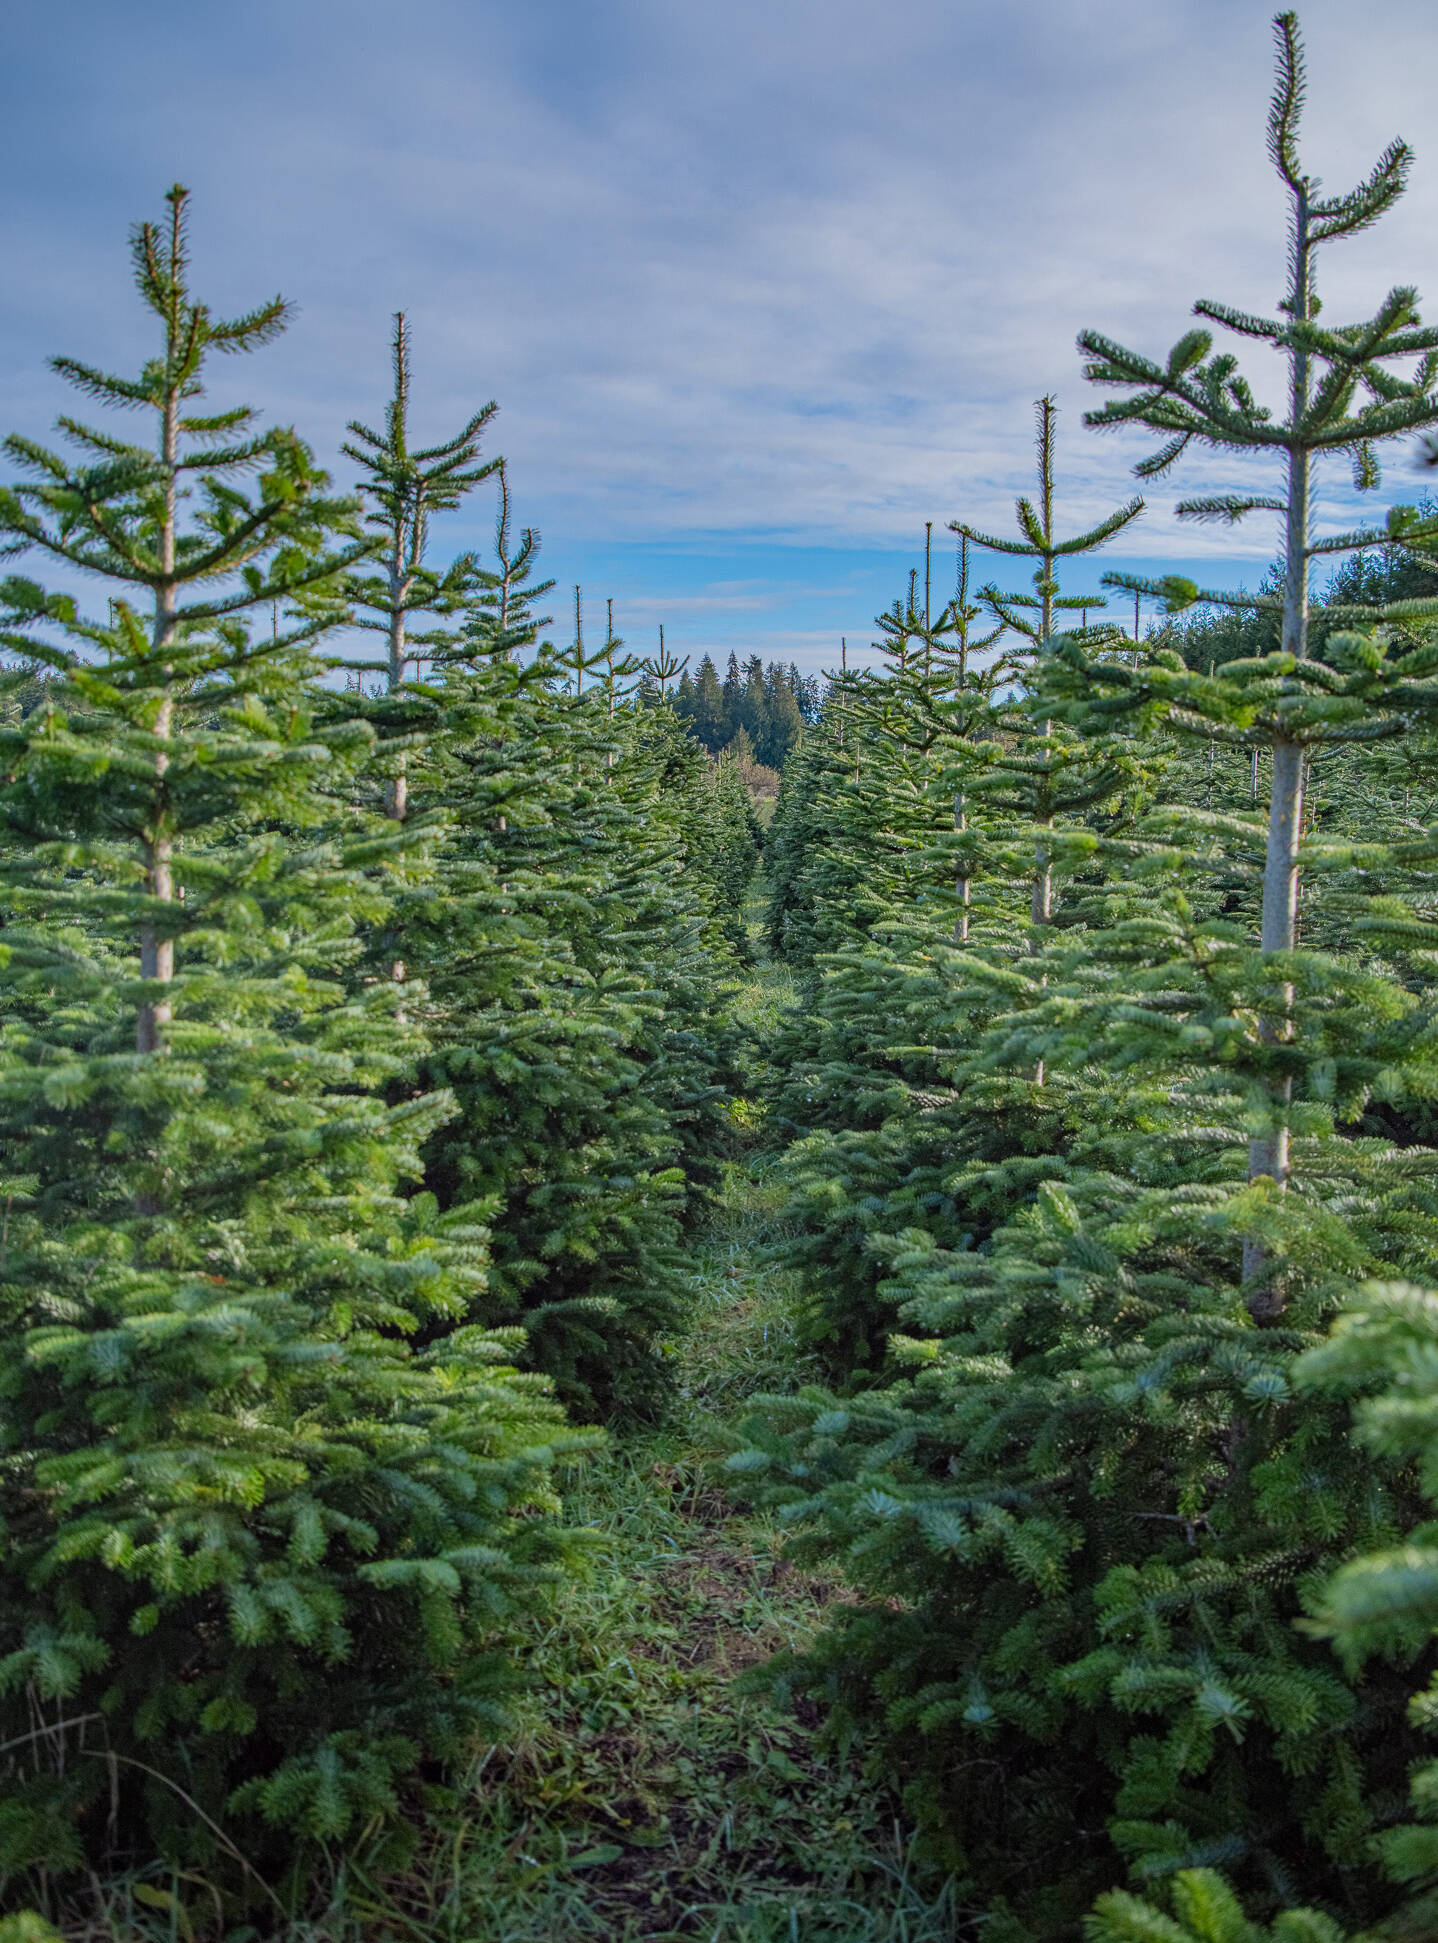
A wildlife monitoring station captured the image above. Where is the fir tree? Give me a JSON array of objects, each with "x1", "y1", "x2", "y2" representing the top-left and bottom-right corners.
[
  {"x1": 951, "y1": 395, "x2": 1144, "y2": 952},
  {"x1": 641, "y1": 623, "x2": 689, "y2": 703},
  {"x1": 1077, "y1": 9, "x2": 1438, "y2": 1261},
  {"x1": 0, "y1": 189, "x2": 591, "y2": 1897},
  {"x1": 457, "y1": 462, "x2": 557, "y2": 667},
  {"x1": 341, "y1": 311, "x2": 498, "y2": 822},
  {"x1": 1298, "y1": 1281, "x2": 1438, "y2": 1930},
  {"x1": 1087, "y1": 1869, "x2": 1356, "y2": 1943}
]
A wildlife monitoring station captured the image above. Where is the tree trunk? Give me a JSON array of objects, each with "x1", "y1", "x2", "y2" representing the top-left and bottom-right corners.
[
  {"x1": 954, "y1": 792, "x2": 969, "y2": 944},
  {"x1": 1030, "y1": 815, "x2": 1054, "y2": 934},
  {"x1": 386, "y1": 527, "x2": 409, "y2": 824},
  {"x1": 1245, "y1": 737, "x2": 1304, "y2": 1219},
  {"x1": 137, "y1": 380, "x2": 178, "y2": 1059},
  {"x1": 386, "y1": 527, "x2": 410, "y2": 986},
  {"x1": 1244, "y1": 188, "x2": 1312, "y2": 1308},
  {"x1": 1028, "y1": 808, "x2": 1053, "y2": 1089}
]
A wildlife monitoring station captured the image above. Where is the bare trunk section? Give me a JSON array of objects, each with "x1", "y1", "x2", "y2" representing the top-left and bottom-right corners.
[
  {"x1": 1029, "y1": 820, "x2": 1054, "y2": 932},
  {"x1": 954, "y1": 792, "x2": 970, "y2": 945},
  {"x1": 137, "y1": 376, "x2": 178, "y2": 1061},
  {"x1": 1242, "y1": 737, "x2": 1305, "y2": 1299},
  {"x1": 137, "y1": 814, "x2": 174, "y2": 1054},
  {"x1": 386, "y1": 525, "x2": 411, "y2": 985},
  {"x1": 1026, "y1": 515, "x2": 1058, "y2": 1086},
  {"x1": 135, "y1": 293, "x2": 182, "y2": 1215},
  {"x1": 1028, "y1": 803, "x2": 1053, "y2": 1088},
  {"x1": 1244, "y1": 187, "x2": 1311, "y2": 1312},
  {"x1": 386, "y1": 525, "x2": 410, "y2": 826},
  {"x1": 952, "y1": 557, "x2": 972, "y2": 946}
]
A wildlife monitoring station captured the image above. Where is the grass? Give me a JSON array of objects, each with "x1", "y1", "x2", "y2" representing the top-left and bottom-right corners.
[{"x1": 345, "y1": 1162, "x2": 956, "y2": 1942}]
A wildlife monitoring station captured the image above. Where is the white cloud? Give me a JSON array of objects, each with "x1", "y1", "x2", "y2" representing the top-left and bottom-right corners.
[{"x1": 2, "y1": 0, "x2": 1436, "y2": 615}]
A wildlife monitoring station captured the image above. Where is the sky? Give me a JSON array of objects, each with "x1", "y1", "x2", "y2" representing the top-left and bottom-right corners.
[{"x1": 2, "y1": 0, "x2": 1437, "y2": 676}]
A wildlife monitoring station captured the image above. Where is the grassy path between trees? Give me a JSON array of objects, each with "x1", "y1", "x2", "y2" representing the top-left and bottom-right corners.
[
  {"x1": 353, "y1": 964, "x2": 957, "y2": 1943},
  {"x1": 422, "y1": 1185, "x2": 951, "y2": 1942}
]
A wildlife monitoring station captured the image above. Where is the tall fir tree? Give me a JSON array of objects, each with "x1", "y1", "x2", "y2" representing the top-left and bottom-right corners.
[
  {"x1": 1077, "y1": 9, "x2": 1438, "y2": 1268},
  {"x1": 0, "y1": 190, "x2": 591, "y2": 1903}
]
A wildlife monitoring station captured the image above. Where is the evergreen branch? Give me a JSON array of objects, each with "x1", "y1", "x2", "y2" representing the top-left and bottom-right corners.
[
  {"x1": 53, "y1": 418, "x2": 152, "y2": 461},
  {"x1": 1015, "y1": 497, "x2": 1048, "y2": 551},
  {"x1": 1050, "y1": 498, "x2": 1145, "y2": 554},
  {"x1": 1266, "y1": 12, "x2": 1307, "y2": 191},
  {"x1": 949, "y1": 520, "x2": 1039, "y2": 559},
  {"x1": 1374, "y1": 595, "x2": 1438, "y2": 627},
  {"x1": 9, "y1": 506, "x2": 156, "y2": 581},
  {"x1": 1099, "y1": 571, "x2": 1281, "y2": 614},
  {"x1": 1310, "y1": 139, "x2": 1413, "y2": 244},
  {"x1": 206, "y1": 295, "x2": 292, "y2": 352},
  {"x1": 1309, "y1": 394, "x2": 1438, "y2": 446},
  {"x1": 409, "y1": 405, "x2": 500, "y2": 467},
  {"x1": 175, "y1": 437, "x2": 282, "y2": 473},
  {"x1": 342, "y1": 422, "x2": 387, "y2": 458},
  {"x1": 1306, "y1": 525, "x2": 1400, "y2": 559},
  {"x1": 154, "y1": 494, "x2": 311, "y2": 586},
  {"x1": 1175, "y1": 496, "x2": 1287, "y2": 524},
  {"x1": 0, "y1": 631, "x2": 75, "y2": 671},
  {"x1": 179, "y1": 406, "x2": 257, "y2": 435},
  {"x1": 1192, "y1": 301, "x2": 1285, "y2": 342},
  {"x1": 1133, "y1": 435, "x2": 1192, "y2": 480},
  {"x1": 1369, "y1": 326, "x2": 1438, "y2": 358},
  {"x1": 3, "y1": 435, "x2": 73, "y2": 481},
  {"x1": 178, "y1": 540, "x2": 377, "y2": 622},
  {"x1": 1288, "y1": 288, "x2": 1426, "y2": 366},
  {"x1": 48, "y1": 356, "x2": 158, "y2": 409},
  {"x1": 1077, "y1": 330, "x2": 1168, "y2": 389}
]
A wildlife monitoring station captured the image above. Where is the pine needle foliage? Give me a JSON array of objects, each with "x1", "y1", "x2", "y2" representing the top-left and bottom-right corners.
[
  {"x1": 1077, "y1": 8, "x2": 1438, "y2": 1249},
  {"x1": 363, "y1": 507, "x2": 740, "y2": 1419},
  {"x1": 0, "y1": 191, "x2": 595, "y2": 1902},
  {"x1": 736, "y1": 22, "x2": 1438, "y2": 1933}
]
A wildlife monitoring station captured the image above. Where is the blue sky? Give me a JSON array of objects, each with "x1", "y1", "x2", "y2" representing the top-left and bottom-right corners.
[{"x1": 3, "y1": 0, "x2": 1437, "y2": 675}]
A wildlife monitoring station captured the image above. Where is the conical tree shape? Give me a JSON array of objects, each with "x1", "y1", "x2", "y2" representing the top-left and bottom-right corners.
[
  {"x1": 952, "y1": 396, "x2": 1145, "y2": 955},
  {"x1": 0, "y1": 191, "x2": 592, "y2": 1900},
  {"x1": 1077, "y1": 9, "x2": 1438, "y2": 1243}
]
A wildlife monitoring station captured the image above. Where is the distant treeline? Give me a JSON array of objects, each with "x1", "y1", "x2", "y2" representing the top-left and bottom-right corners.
[
  {"x1": 669, "y1": 652, "x2": 823, "y2": 766},
  {"x1": 1161, "y1": 522, "x2": 1438, "y2": 668}
]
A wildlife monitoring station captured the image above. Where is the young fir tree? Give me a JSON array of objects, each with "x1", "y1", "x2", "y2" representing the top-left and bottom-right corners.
[
  {"x1": 461, "y1": 463, "x2": 557, "y2": 665},
  {"x1": 326, "y1": 314, "x2": 504, "y2": 1011},
  {"x1": 757, "y1": 568, "x2": 1020, "y2": 1367},
  {"x1": 952, "y1": 395, "x2": 1145, "y2": 957},
  {"x1": 0, "y1": 190, "x2": 592, "y2": 1903},
  {"x1": 1077, "y1": 9, "x2": 1438, "y2": 1279},
  {"x1": 341, "y1": 310, "x2": 497, "y2": 805},
  {"x1": 334, "y1": 349, "x2": 725, "y2": 1416},
  {"x1": 1298, "y1": 1280, "x2": 1438, "y2": 1934},
  {"x1": 1087, "y1": 1869, "x2": 1357, "y2": 1943},
  {"x1": 640, "y1": 623, "x2": 688, "y2": 703}
]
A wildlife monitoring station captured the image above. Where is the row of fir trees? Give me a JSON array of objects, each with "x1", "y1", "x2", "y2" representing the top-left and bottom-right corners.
[
  {"x1": 738, "y1": 16, "x2": 1438, "y2": 1941},
  {"x1": 0, "y1": 189, "x2": 765, "y2": 1913}
]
